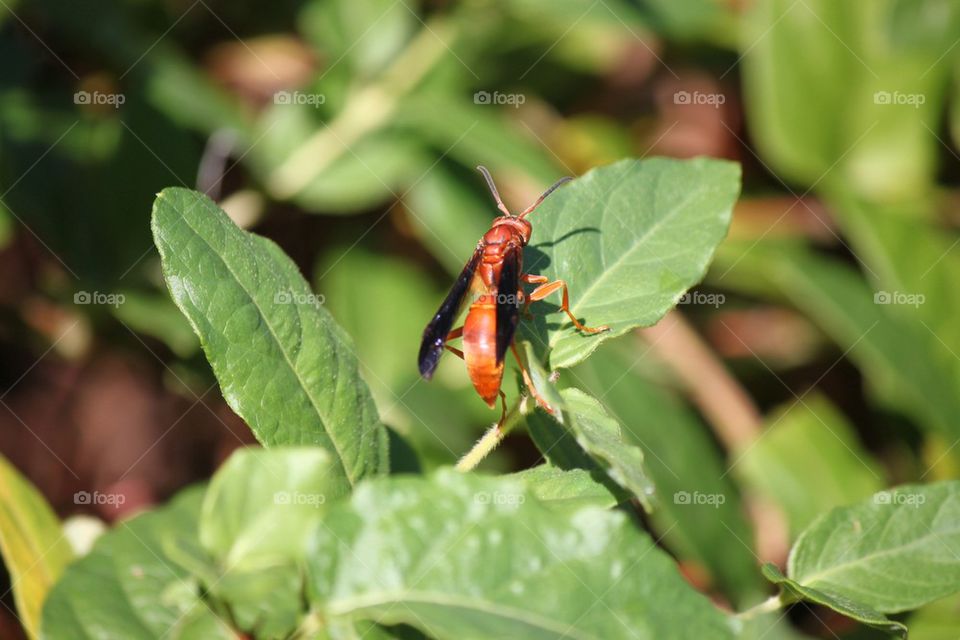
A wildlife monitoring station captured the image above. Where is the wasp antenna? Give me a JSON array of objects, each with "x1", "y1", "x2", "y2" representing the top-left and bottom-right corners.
[
  {"x1": 518, "y1": 176, "x2": 573, "y2": 219},
  {"x1": 477, "y1": 165, "x2": 512, "y2": 217}
]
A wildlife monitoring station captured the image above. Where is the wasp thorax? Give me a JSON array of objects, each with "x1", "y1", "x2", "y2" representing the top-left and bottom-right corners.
[{"x1": 487, "y1": 216, "x2": 532, "y2": 245}]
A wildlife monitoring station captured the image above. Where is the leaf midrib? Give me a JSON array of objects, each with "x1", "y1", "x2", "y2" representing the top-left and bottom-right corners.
[{"x1": 165, "y1": 199, "x2": 354, "y2": 484}]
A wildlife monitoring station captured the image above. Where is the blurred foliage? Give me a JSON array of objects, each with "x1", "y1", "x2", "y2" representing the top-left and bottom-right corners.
[{"x1": 0, "y1": 0, "x2": 960, "y2": 638}]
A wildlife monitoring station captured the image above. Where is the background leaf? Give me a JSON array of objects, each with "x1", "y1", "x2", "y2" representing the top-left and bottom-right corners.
[
  {"x1": 151, "y1": 188, "x2": 389, "y2": 484},
  {"x1": 0, "y1": 454, "x2": 73, "y2": 639},
  {"x1": 41, "y1": 488, "x2": 228, "y2": 640}
]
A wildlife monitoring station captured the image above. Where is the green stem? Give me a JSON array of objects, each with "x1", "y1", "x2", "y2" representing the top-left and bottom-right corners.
[
  {"x1": 735, "y1": 595, "x2": 784, "y2": 621},
  {"x1": 455, "y1": 398, "x2": 526, "y2": 472},
  {"x1": 267, "y1": 17, "x2": 456, "y2": 198}
]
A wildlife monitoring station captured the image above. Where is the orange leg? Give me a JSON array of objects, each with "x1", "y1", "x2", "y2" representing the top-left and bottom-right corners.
[
  {"x1": 521, "y1": 275, "x2": 609, "y2": 334},
  {"x1": 444, "y1": 327, "x2": 508, "y2": 428},
  {"x1": 510, "y1": 343, "x2": 555, "y2": 414}
]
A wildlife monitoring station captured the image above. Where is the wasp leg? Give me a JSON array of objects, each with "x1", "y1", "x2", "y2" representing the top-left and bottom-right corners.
[
  {"x1": 510, "y1": 343, "x2": 555, "y2": 414},
  {"x1": 523, "y1": 277, "x2": 609, "y2": 334}
]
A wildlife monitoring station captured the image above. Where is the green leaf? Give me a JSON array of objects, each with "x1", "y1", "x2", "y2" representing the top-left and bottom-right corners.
[
  {"x1": 572, "y1": 342, "x2": 761, "y2": 603},
  {"x1": 42, "y1": 488, "x2": 229, "y2": 640},
  {"x1": 761, "y1": 564, "x2": 907, "y2": 638},
  {"x1": 527, "y1": 386, "x2": 655, "y2": 512},
  {"x1": 521, "y1": 157, "x2": 740, "y2": 369},
  {"x1": 193, "y1": 447, "x2": 351, "y2": 637},
  {"x1": 558, "y1": 387, "x2": 656, "y2": 511},
  {"x1": 200, "y1": 447, "x2": 349, "y2": 568},
  {"x1": 151, "y1": 187, "x2": 389, "y2": 484},
  {"x1": 505, "y1": 465, "x2": 619, "y2": 512},
  {"x1": 737, "y1": 394, "x2": 884, "y2": 534},
  {"x1": 306, "y1": 470, "x2": 735, "y2": 639},
  {"x1": 0, "y1": 454, "x2": 72, "y2": 639},
  {"x1": 786, "y1": 481, "x2": 960, "y2": 613}
]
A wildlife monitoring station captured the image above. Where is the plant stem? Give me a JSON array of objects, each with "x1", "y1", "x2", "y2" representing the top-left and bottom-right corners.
[
  {"x1": 267, "y1": 17, "x2": 456, "y2": 198},
  {"x1": 735, "y1": 595, "x2": 783, "y2": 621},
  {"x1": 455, "y1": 398, "x2": 525, "y2": 472}
]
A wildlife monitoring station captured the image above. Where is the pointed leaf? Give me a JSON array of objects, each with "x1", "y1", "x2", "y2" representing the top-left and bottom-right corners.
[{"x1": 151, "y1": 187, "x2": 388, "y2": 484}]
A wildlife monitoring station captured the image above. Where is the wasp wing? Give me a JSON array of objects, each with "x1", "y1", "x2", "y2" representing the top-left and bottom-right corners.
[
  {"x1": 495, "y1": 246, "x2": 522, "y2": 365},
  {"x1": 418, "y1": 245, "x2": 482, "y2": 379}
]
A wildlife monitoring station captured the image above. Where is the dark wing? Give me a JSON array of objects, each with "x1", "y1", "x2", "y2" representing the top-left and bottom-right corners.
[
  {"x1": 494, "y1": 245, "x2": 522, "y2": 364},
  {"x1": 418, "y1": 245, "x2": 482, "y2": 379}
]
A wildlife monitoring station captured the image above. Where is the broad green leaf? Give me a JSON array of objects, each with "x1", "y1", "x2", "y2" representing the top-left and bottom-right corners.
[
  {"x1": 785, "y1": 481, "x2": 960, "y2": 613},
  {"x1": 528, "y1": 387, "x2": 656, "y2": 512},
  {"x1": 42, "y1": 488, "x2": 229, "y2": 640},
  {"x1": 573, "y1": 341, "x2": 761, "y2": 603},
  {"x1": 762, "y1": 564, "x2": 906, "y2": 638},
  {"x1": 305, "y1": 470, "x2": 735, "y2": 639},
  {"x1": 520, "y1": 157, "x2": 740, "y2": 369},
  {"x1": 505, "y1": 465, "x2": 619, "y2": 512},
  {"x1": 151, "y1": 187, "x2": 389, "y2": 484},
  {"x1": 737, "y1": 394, "x2": 884, "y2": 534},
  {"x1": 712, "y1": 240, "x2": 960, "y2": 439},
  {"x1": 0, "y1": 454, "x2": 72, "y2": 639}
]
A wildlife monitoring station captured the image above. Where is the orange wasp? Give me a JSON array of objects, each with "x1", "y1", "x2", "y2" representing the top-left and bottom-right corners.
[{"x1": 418, "y1": 166, "x2": 608, "y2": 426}]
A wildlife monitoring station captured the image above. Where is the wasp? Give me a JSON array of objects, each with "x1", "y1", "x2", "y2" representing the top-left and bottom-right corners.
[{"x1": 418, "y1": 166, "x2": 608, "y2": 427}]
